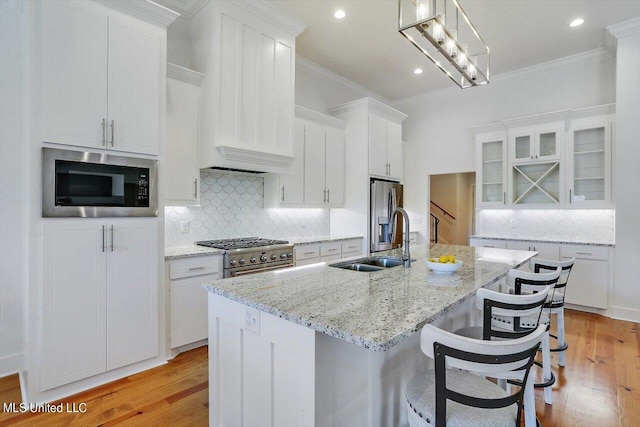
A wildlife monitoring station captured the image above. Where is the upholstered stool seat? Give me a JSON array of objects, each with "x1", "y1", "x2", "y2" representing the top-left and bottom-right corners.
[{"x1": 407, "y1": 369, "x2": 518, "y2": 427}]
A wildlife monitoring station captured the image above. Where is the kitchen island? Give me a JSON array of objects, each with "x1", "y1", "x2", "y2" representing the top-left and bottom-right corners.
[{"x1": 204, "y1": 244, "x2": 535, "y2": 427}]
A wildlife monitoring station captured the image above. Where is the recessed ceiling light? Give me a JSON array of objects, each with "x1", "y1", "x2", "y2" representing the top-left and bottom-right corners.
[
  {"x1": 570, "y1": 18, "x2": 584, "y2": 27},
  {"x1": 334, "y1": 10, "x2": 346, "y2": 19},
  {"x1": 414, "y1": 68, "x2": 423, "y2": 75}
]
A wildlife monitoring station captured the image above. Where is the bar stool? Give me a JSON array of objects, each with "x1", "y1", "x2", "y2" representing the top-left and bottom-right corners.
[
  {"x1": 455, "y1": 268, "x2": 560, "y2": 405},
  {"x1": 406, "y1": 323, "x2": 547, "y2": 427},
  {"x1": 528, "y1": 257, "x2": 575, "y2": 367}
]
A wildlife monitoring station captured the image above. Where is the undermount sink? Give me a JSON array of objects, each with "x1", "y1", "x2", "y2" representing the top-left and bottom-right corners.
[{"x1": 330, "y1": 256, "x2": 416, "y2": 272}]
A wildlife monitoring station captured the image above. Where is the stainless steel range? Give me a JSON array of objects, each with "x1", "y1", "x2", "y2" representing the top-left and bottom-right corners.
[{"x1": 195, "y1": 237, "x2": 294, "y2": 278}]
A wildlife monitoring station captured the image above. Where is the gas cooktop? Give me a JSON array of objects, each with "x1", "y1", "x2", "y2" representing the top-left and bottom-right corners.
[{"x1": 195, "y1": 237, "x2": 291, "y2": 251}]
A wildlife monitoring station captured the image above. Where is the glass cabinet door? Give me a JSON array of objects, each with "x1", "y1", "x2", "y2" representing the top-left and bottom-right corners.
[{"x1": 476, "y1": 132, "x2": 507, "y2": 206}]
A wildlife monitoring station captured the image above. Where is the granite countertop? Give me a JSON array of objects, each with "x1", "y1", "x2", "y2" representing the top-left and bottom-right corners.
[
  {"x1": 164, "y1": 245, "x2": 226, "y2": 260},
  {"x1": 204, "y1": 244, "x2": 535, "y2": 351},
  {"x1": 287, "y1": 235, "x2": 363, "y2": 245},
  {"x1": 469, "y1": 235, "x2": 615, "y2": 247}
]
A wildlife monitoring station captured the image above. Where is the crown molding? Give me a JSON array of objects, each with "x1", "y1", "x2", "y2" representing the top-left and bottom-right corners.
[
  {"x1": 606, "y1": 17, "x2": 640, "y2": 39},
  {"x1": 94, "y1": 0, "x2": 180, "y2": 27},
  {"x1": 296, "y1": 56, "x2": 389, "y2": 105},
  {"x1": 295, "y1": 106, "x2": 347, "y2": 129},
  {"x1": 230, "y1": 0, "x2": 306, "y2": 36},
  {"x1": 151, "y1": 0, "x2": 207, "y2": 20},
  {"x1": 391, "y1": 46, "x2": 614, "y2": 108},
  {"x1": 328, "y1": 97, "x2": 408, "y2": 123},
  {"x1": 167, "y1": 63, "x2": 204, "y2": 86}
]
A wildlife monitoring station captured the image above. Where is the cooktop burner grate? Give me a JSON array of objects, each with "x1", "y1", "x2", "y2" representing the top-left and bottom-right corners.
[{"x1": 195, "y1": 237, "x2": 290, "y2": 251}]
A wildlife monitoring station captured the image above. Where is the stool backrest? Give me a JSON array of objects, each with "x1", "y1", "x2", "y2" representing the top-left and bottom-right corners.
[
  {"x1": 508, "y1": 266, "x2": 561, "y2": 294},
  {"x1": 529, "y1": 257, "x2": 575, "y2": 290},
  {"x1": 476, "y1": 285, "x2": 553, "y2": 340},
  {"x1": 420, "y1": 324, "x2": 546, "y2": 427}
]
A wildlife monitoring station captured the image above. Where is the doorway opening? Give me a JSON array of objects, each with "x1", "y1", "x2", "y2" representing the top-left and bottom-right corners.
[{"x1": 429, "y1": 172, "x2": 476, "y2": 245}]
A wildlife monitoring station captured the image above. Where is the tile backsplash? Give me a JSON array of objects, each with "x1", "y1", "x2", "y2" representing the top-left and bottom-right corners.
[
  {"x1": 476, "y1": 209, "x2": 615, "y2": 243},
  {"x1": 164, "y1": 171, "x2": 330, "y2": 247}
]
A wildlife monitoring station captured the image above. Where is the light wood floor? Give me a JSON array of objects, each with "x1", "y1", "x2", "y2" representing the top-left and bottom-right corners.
[{"x1": 0, "y1": 309, "x2": 638, "y2": 426}]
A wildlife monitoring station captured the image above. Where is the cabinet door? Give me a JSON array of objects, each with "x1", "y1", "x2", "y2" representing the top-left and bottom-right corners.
[
  {"x1": 42, "y1": 221, "x2": 107, "y2": 390},
  {"x1": 368, "y1": 114, "x2": 388, "y2": 177},
  {"x1": 476, "y1": 132, "x2": 507, "y2": 206},
  {"x1": 107, "y1": 15, "x2": 162, "y2": 155},
  {"x1": 304, "y1": 122, "x2": 326, "y2": 205},
  {"x1": 325, "y1": 126, "x2": 345, "y2": 206},
  {"x1": 567, "y1": 116, "x2": 612, "y2": 207},
  {"x1": 41, "y1": 0, "x2": 108, "y2": 148},
  {"x1": 280, "y1": 120, "x2": 305, "y2": 204},
  {"x1": 171, "y1": 275, "x2": 216, "y2": 348},
  {"x1": 561, "y1": 245, "x2": 608, "y2": 309},
  {"x1": 510, "y1": 131, "x2": 534, "y2": 163},
  {"x1": 535, "y1": 125, "x2": 563, "y2": 161},
  {"x1": 166, "y1": 78, "x2": 201, "y2": 205},
  {"x1": 386, "y1": 122, "x2": 403, "y2": 181},
  {"x1": 469, "y1": 238, "x2": 507, "y2": 248},
  {"x1": 106, "y1": 220, "x2": 158, "y2": 370}
]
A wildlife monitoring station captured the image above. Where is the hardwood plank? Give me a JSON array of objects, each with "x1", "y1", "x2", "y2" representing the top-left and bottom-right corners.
[{"x1": 1, "y1": 312, "x2": 638, "y2": 427}]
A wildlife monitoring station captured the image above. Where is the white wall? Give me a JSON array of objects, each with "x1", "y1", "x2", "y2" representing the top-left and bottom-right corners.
[
  {"x1": 395, "y1": 51, "x2": 616, "y2": 243},
  {"x1": 612, "y1": 22, "x2": 640, "y2": 322},
  {"x1": 0, "y1": 0, "x2": 28, "y2": 377}
]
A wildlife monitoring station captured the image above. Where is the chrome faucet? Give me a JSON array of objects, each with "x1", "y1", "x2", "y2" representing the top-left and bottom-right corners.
[{"x1": 391, "y1": 207, "x2": 411, "y2": 268}]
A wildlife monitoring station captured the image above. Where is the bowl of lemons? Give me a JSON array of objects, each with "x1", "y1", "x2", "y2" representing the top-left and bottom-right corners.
[{"x1": 426, "y1": 255, "x2": 463, "y2": 274}]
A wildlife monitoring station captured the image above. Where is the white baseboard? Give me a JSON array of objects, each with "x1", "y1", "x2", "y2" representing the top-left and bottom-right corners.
[
  {"x1": 611, "y1": 306, "x2": 640, "y2": 323},
  {"x1": 0, "y1": 353, "x2": 23, "y2": 378}
]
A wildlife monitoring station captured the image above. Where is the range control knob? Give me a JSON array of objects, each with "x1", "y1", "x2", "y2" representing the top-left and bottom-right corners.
[
  {"x1": 239, "y1": 258, "x2": 245, "y2": 265},
  {"x1": 260, "y1": 255, "x2": 268, "y2": 262},
  {"x1": 270, "y1": 254, "x2": 277, "y2": 260},
  {"x1": 280, "y1": 253, "x2": 288, "y2": 259},
  {"x1": 229, "y1": 259, "x2": 237, "y2": 266},
  {"x1": 287, "y1": 253, "x2": 293, "y2": 258},
  {"x1": 250, "y1": 257, "x2": 257, "y2": 263}
]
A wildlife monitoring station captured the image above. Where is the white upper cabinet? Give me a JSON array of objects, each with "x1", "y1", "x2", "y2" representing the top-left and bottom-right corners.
[
  {"x1": 196, "y1": 1, "x2": 305, "y2": 173},
  {"x1": 475, "y1": 131, "x2": 507, "y2": 207},
  {"x1": 166, "y1": 65, "x2": 204, "y2": 206},
  {"x1": 41, "y1": 1, "x2": 164, "y2": 155},
  {"x1": 369, "y1": 114, "x2": 403, "y2": 181},
  {"x1": 264, "y1": 107, "x2": 346, "y2": 208},
  {"x1": 509, "y1": 122, "x2": 563, "y2": 164},
  {"x1": 567, "y1": 115, "x2": 613, "y2": 208}
]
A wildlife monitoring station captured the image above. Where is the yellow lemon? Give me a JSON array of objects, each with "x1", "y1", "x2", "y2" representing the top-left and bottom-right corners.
[
  {"x1": 438, "y1": 255, "x2": 448, "y2": 263},
  {"x1": 448, "y1": 255, "x2": 456, "y2": 263}
]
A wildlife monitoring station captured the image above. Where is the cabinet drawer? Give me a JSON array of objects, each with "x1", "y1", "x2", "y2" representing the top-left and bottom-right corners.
[
  {"x1": 169, "y1": 256, "x2": 221, "y2": 280},
  {"x1": 295, "y1": 244, "x2": 320, "y2": 261},
  {"x1": 560, "y1": 245, "x2": 608, "y2": 261},
  {"x1": 341, "y1": 240, "x2": 362, "y2": 256},
  {"x1": 470, "y1": 238, "x2": 507, "y2": 249},
  {"x1": 321, "y1": 242, "x2": 341, "y2": 257}
]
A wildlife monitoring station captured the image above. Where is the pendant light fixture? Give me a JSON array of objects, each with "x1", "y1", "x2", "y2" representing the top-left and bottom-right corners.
[{"x1": 398, "y1": 0, "x2": 490, "y2": 88}]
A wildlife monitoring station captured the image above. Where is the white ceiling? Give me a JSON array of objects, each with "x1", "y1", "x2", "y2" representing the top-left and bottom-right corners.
[{"x1": 163, "y1": 0, "x2": 640, "y2": 101}]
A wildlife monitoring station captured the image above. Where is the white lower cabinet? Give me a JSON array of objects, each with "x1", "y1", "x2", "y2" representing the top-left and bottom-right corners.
[
  {"x1": 505, "y1": 241, "x2": 559, "y2": 261},
  {"x1": 561, "y1": 245, "x2": 609, "y2": 309},
  {"x1": 168, "y1": 255, "x2": 222, "y2": 348},
  {"x1": 42, "y1": 219, "x2": 158, "y2": 390},
  {"x1": 469, "y1": 238, "x2": 507, "y2": 249},
  {"x1": 294, "y1": 239, "x2": 363, "y2": 266}
]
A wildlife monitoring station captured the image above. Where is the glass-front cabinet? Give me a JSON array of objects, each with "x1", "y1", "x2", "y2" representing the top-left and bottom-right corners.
[
  {"x1": 509, "y1": 122, "x2": 563, "y2": 164},
  {"x1": 476, "y1": 131, "x2": 507, "y2": 206},
  {"x1": 567, "y1": 115, "x2": 613, "y2": 207}
]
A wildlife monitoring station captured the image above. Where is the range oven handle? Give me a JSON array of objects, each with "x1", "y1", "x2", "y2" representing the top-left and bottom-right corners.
[{"x1": 230, "y1": 263, "x2": 294, "y2": 277}]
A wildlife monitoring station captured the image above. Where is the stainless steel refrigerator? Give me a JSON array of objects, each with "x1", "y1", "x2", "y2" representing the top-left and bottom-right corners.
[{"x1": 370, "y1": 179, "x2": 403, "y2": 252}]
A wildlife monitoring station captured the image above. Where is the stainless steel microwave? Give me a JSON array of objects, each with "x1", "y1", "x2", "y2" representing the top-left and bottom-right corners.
[{"x1": 42, "y1": 148, "x2": 158, "y2": 217}]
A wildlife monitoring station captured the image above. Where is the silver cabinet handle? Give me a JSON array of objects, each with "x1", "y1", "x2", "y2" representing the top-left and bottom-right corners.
[
  {"x1": 194, "y1": 179, "x2": 198, "y2": 199},
  {"x1": 188, "y1": 266, "x2": 206, "y2": 271},
  {"x1": 327, "y1": 248, "x2": 337, "y2": 252},
  {"x1": 503, "y1": 192, "x2": 506, "y2": 205},
  {"x1": 110, "y1": 120, "x2": 115, "y2": 146},
  {"x1": 388, "y1": 163, "x2": 391, "y2": 176},
  {"x1": 569, "y1": 189, "x2": 572, "y2": 204},
  {"x1": 576, "y1": 252, "x2": 592, "y2": 256},
  {"x1": 101, "y1": 119, "x2": 106, "y2": 146},
  {"x1": 110, "y1": 225, "x2": 114, "y2": 251},
  {"x1": 102, "y1": 225, "x2": 106, "y2": 252},
  {"x1": 327, "y1": 189, "x2": 330, "y2": 203},
  {"x1": 304, "y1": 251, "x2": 316, "y2": 255},
  {"x1": 323, "y1": 189, "x2": 326, "y2": 203},
  {"x1": 281, "y1": 186, "x2": 285, "y2": 202}
]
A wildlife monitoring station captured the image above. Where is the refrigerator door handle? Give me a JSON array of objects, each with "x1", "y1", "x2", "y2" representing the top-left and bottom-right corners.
[{"x1": 388, "y1": 187, "x2": 397, "y2": 243}]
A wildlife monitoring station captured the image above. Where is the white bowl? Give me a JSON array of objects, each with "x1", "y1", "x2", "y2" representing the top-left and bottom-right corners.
[{"x1": 426, "y1": 259, "x2": 463, "y2": 274}]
